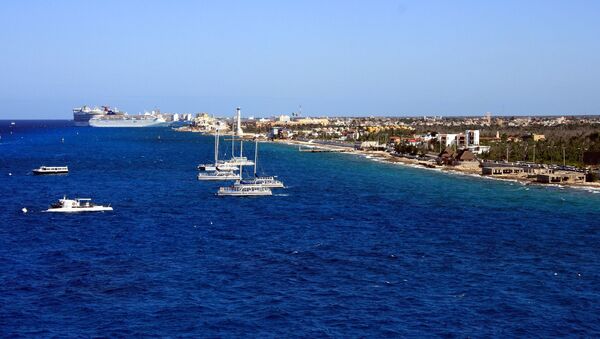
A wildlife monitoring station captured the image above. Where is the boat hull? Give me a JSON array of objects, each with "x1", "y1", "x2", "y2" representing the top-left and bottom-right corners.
[
  {"x1": 89, "y1": 119, "x2": 170, "y2": 128},
  {"x1": 33, "y1": 170, "x2": 69, "y2": 175},
  {"x1": 44, "y1": 206, "x2": 113, "y2": 213},
  {"x1": 217, "y1": 191, "x2": 272, "y2": 196},
  {"x1": 240, "y1": 180, "x2": 284, "y2": 188},
  {"x1": 197, "y1": 174, "x2": 240, "y2": 181}
]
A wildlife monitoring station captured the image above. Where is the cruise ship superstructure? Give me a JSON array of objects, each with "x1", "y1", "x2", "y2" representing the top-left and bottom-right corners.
[
  {"x1": 89, "y1": 111, "x2": 169, "y2": 128},
  {"x1": 73, "y1": 105, "x2": 118, "y2": 126}
]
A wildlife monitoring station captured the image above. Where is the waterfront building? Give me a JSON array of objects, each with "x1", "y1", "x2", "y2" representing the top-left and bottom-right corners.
[
  {"x1": 438, "y1": 133, "x2": 459, "y2": 147},
  {"x1": 536, "y1": 171, "x2": 586, "y2": 184},
  {"x1": 466, "y1": 130, "x2": 480, "y2": 146}
]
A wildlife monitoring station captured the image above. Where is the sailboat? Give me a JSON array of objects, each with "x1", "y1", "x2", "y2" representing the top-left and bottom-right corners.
[
  {"x1": 197, "y1": 130, "x2": 241, "y2": 181},
  {"x1": 197, "y1": 129, "x2": 239, "y2": 172},
  {"x1": 220, "y1": 136, "x2": 255, "y2": 167},
  {"x1": 217, "y1": 165, "x2": 272, "y2": 196},
  {"x1": 197, "y1": 129, "x2": 221, "y2": 172},
  {"x1": 238, "y1": 139, "x2": 284, "y2": 188}
]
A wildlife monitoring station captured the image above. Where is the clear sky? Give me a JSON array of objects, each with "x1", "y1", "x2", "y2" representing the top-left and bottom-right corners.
[{"x1": 1, "y1": 0, "x2": 599, "y2": 119}]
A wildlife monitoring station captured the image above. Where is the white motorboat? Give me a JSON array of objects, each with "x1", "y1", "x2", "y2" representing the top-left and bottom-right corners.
[
  {"x1": 32, "y1": 166, "x2": 69, "y2": 175},
  {"x1": 44, "y1": 196, "x2": 113, "y2": 213},
  {"x1": 197, "y1": 170, "x2": 240, "y2": 181},
  {"x1": 217, "y1": 183, "x2": 272, "y2": 196}
]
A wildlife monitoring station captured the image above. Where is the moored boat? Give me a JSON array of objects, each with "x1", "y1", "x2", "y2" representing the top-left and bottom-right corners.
[
  {"x1": 89, "y1": 111, "x2": 169, "y2": 128},
  {"x1": 239, "y1": 176, "x2": 284, "y2": 188},
  {"x1": 240, "y1": 139, "x2": 284, "y2": 188},
  {"x1": 32, "y1": 166, "x2": 69, "y2": 175},
  {"x1": 217, "y1": 183, "x2": 272, "y2": 196},
  {"x1": 197, "y1": 170, "x2": 240, "y2": 181},
  {"x1": 44, "y1": 196, "x2": 113, "y2": 213}
]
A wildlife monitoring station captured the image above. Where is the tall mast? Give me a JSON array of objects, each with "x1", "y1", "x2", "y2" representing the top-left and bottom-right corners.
[
  {"x1": 254, "y1": 138, "x2": 258, "y2": 177},
  {"x1": 240, "y1": 140, "x2": 243, "y2": 158},
  {"x1": 231, "y1": 132, "x2": 235, "y2": 158}
]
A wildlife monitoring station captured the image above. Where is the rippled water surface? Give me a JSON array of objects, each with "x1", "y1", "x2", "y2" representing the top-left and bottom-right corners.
[{"x1": 1, "y1": 121, "x2": 599, "y2": 337}]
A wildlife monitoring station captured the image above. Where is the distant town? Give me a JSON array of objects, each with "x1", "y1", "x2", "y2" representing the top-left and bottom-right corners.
[{"x1": 177, "y1": 111, "x2": 600, "y2": 186}]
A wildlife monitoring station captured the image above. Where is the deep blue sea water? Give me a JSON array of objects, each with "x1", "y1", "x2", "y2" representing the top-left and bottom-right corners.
[{"x1": 1, "y1": 120, "x2": 599, "y2": 337}]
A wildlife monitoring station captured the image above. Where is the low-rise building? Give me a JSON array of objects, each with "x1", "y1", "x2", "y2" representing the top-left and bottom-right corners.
[
  {"x1": 536, "y1": 171, "x2": 586, "y2": 184},
  {"x1": 481, "y1": 164, "x2": 551, "y2": 177}
]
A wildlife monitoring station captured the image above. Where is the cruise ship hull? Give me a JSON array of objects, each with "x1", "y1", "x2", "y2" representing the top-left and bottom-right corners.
[{"x1": 89, "y1": 119, "x2": 170, "y2": 128}]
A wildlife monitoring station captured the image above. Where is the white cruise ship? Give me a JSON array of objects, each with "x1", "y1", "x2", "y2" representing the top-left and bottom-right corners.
[
  {"x1": 89, "y1": 111, "x2": 170, "y2": 128},
  {"x1": 72, "y1": 105, "x2": 109, "y2": 126}
]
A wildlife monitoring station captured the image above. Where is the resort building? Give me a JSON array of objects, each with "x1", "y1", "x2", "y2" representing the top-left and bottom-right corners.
[
  {"x1": 438, "y1": 133, "x2": 459, "y2": 147},
  {"x1": 536, "y1": 171, "x2": 586, "y2": 184},
  {"x1": 481, "y1": 164, "x2": 551, "y2": 177}
]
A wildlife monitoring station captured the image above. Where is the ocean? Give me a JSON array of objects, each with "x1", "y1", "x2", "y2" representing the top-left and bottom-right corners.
[{"x1": 1, "y1": 120, "x2": 599, "y2": 337}]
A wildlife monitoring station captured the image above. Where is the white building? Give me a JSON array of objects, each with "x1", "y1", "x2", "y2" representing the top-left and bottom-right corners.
[
  {"x1": 438, "y1": 133, "x2": 458, "y2": 147},
  {"x1": 466, "y1": 130, "x2": 480, "y2": 146},
  {"x1": 277, "y1": 115, "x2": 291, "y2": 123}
]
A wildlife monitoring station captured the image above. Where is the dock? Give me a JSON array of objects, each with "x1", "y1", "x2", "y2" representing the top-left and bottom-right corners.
[{"x1": 298, "y1": 146, "x2": 351, "y2": 153}]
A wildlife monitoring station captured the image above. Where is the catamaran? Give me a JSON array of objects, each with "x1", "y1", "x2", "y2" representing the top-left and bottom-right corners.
[
  {"x1": 218, "y1": 134, "x2": 255, "y2": 167},
  {"x1": 197, "y1": 130, "x2": 241, "y2": 172},
  {"x1": 238, "y1": 139, "x2": 284, "y2": 188},
  {"x1": 197, "y1": 170, "x2": 240, "y2": 181},
  {"x1": 217, "y1": 184, "x2": 272, "y2": 196}
]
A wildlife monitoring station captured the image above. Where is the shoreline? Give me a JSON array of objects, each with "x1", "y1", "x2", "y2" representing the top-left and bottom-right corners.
[
  {"x1": 172, "y1": 128, "x2": 600, "y2": 193},
  {"x1": 270, "y1": 139, "x2": 600, "y2": 193}
]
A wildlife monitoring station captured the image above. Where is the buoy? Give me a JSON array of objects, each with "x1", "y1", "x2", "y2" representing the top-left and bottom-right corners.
[{"x1": 22, "y1": 207, "x2": 28, "y2": 214}]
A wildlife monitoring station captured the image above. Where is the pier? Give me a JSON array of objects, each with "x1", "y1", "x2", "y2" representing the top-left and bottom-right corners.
[{"x1": 298, "y1": 146, "x2": 351, "y2": 153}]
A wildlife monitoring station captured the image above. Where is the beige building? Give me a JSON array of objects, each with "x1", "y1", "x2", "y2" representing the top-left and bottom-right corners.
[{"x1": 536, "y1": 171, "x2": 585, "y2": 184}]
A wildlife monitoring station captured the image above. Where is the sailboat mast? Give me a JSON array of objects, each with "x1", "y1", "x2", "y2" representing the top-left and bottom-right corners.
[
  {"x1": 254, "y1": 138, "x2": 258, "y2": 177},
  {"x1": 240, "y1": 140, "x2": 243, "y2": 157},
  {"x1": 231, "y1": 132, "x2": 235, "y2": 157}
]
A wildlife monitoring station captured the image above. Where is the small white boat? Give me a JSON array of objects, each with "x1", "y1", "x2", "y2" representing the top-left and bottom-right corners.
[
  {"x1": 217, "y1": 183, "x2": 272, "y2": 196},
  {"x1": 44, "y1": 196, "x2": 113, "y2": 213},
  {"x1": 33, "y1": 166, "x2": 69, "y2": 175},
  {"x1": 197, "y1": 170, "x2": 240, "y2": 181}
]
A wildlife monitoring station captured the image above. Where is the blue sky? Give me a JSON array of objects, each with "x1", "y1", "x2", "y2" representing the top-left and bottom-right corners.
[{"x1": 1, "y1": 0, "x2": 599, "y2": 118}]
